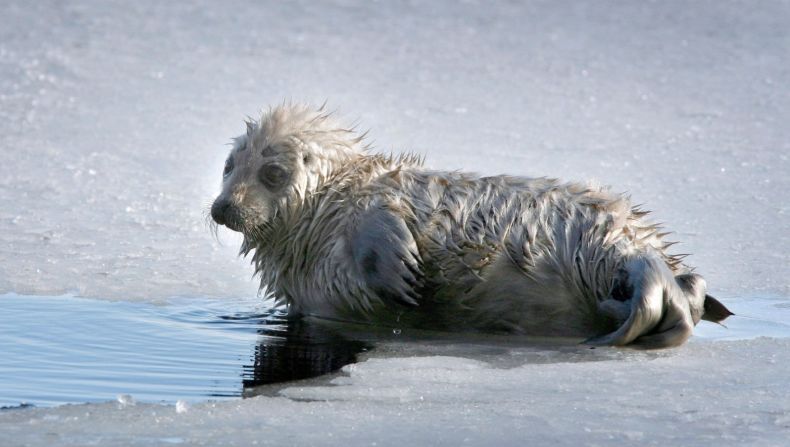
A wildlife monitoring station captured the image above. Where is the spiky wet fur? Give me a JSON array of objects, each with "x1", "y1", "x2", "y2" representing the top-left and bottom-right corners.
[{"x1": 217, "y1": 103, "x2": 724, "y2": 349}]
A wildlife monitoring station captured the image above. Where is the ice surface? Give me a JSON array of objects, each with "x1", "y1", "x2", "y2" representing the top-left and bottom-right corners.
[
  {"x1": 0, "y1": 0, "x2": 789, "y2": 445},
  {"x1": 0, "y1": 0, "x2": 787, "y2": 301}
]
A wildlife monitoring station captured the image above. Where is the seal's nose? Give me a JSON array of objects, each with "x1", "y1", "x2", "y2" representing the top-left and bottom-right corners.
[
  {"x1": 211, "y1": 198, "x2": 245, "y2": 231},
  {"x1": 210, "y1": 199, "x2": 231, "y2": 225}
]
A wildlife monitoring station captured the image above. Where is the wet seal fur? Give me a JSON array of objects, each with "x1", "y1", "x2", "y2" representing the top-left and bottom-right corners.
[{"x1": 211, "y1": 103, "x2": 732, "y2": 349}]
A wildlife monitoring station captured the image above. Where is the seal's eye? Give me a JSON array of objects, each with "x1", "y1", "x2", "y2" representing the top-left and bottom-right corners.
[
  {"x1": 223, "y1": 157, "x2": 234, "y2": 178},
  {"x1": 259, "y1": 164, "x2": 290, "y2": 189}
]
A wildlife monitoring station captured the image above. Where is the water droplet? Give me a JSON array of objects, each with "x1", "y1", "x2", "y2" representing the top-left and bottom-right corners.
[
  {"x1": 176, "y1": 400, "x2": 189, "y2": 414},
  {"x1": 117, "y1": 394, "x2": 135, "y2": 408}
]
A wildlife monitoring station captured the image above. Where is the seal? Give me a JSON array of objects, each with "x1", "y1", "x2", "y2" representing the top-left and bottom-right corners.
[{"x1": 211, "y1": 103, "x2": 732, "y2": 348}]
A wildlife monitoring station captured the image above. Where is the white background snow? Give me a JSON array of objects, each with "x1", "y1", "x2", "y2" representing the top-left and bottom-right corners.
[{"x1": 0, "y1": 0, "x2": 788, "y2": 445}]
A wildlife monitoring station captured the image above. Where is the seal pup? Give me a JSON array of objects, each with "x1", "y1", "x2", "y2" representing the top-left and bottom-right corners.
[{"x1": 210, "y1": 103, "x2": 732, "y2": 349}]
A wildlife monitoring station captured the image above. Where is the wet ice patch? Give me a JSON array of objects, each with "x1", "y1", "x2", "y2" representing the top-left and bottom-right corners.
[
  {"x1": 3, "y1": 292, "x2": 786, "y2": 411},
  {"x1": 693, "y1": 296, "x2": 790, "y2": 341},
  {"x1": 3, "y1": 338, "x2": 789, "y2": 447}
]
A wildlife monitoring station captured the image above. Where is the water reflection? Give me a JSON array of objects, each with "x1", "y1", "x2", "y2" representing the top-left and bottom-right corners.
[{"x1": 239, "y1": 314, "x2": 370, "y2": 392}]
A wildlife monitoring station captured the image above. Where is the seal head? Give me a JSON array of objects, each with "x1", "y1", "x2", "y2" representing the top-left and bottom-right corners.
[{"x1": 211, "y1": 104, "x2": 363, "y2": 235}]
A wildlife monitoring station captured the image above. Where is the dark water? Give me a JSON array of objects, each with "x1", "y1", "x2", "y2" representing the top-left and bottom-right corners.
[{"x1": 0, "y1": 294, "x2": 368, "y2": 408}]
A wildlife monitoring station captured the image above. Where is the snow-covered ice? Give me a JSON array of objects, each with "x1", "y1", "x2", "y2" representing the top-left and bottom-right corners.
[{"x1": 0, "y1": 0, "x2": 788, "y2": 445}]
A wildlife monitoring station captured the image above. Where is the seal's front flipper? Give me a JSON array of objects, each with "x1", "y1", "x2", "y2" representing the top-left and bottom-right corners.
[{"x1": 351, "y1": 204, "x2": 423, "y2": 308}]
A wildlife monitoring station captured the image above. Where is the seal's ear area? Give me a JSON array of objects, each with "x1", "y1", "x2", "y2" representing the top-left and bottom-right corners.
[{"x1": 701, "y1": 294, "x2": 734, "y2": 323}]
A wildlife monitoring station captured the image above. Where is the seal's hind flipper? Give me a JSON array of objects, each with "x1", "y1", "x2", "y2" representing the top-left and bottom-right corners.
[{"x1": 586, "y1": 253, "x2": 696, "y2": 349}]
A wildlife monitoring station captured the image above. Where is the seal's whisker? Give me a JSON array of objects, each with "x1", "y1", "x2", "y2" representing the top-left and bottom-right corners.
[{"x1": 200, "y1": 201, "x2": 221, "y2": 242}]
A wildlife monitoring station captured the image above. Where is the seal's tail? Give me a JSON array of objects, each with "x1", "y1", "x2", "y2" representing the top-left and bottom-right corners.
[{"x1": 701, "y1": 294, "x2": 734, "y2": 323}]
